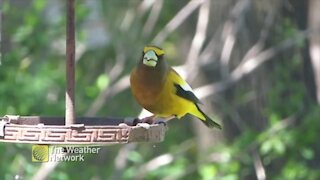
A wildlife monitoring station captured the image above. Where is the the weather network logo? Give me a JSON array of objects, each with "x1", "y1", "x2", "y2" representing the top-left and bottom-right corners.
[{"x1": 31, "y1": 144, "x2": 101, "y2": 162}]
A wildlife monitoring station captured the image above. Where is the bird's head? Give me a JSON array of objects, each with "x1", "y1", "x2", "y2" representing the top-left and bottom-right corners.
[{"x1": 142, "y1": 46, "x2": 165, "y2": 67}]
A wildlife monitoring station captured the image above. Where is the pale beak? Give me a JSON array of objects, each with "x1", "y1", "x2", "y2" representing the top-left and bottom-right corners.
[{"x1": 143, "y1": 51, "x2": 158, "y2": 67}]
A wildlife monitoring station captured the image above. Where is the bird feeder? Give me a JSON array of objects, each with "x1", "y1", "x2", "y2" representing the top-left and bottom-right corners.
[{"x1": 0, "y1": 0, "x2": 166, "y2": 145}]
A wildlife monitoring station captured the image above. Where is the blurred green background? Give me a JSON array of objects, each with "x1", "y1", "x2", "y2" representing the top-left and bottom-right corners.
[{"x1": 1, "y1": 0, "x2": 320, "y2": 179}]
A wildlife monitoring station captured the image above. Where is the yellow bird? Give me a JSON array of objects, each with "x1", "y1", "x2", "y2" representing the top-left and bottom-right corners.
[{"x1": 130, "y1": 46, "x2": 221, "y2": 129}]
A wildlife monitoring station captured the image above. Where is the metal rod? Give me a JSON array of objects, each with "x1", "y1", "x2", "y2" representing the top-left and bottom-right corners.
[{"x1": 66, "y1": 0, "x2": 75, "y2": 125}]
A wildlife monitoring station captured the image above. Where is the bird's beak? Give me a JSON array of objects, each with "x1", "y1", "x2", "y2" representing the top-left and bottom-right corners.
[{"x1": 143, "y1": 50, "x2": 158, "y2": 67}]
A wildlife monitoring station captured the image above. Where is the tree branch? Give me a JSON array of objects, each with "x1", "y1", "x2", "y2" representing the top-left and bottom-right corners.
[
  {"x1": 186, "y1": 0, "x2": 210, "y2": 82},
  {"x1": 308, "y1": 0, "x2": 320, "y2": 103},
  {"x1": 195, "y1": 30, "x2": 311, "y2": 99},
  {"x1": 86, "y1": 75, "x2": 130, "y2": 116},
  {"x1": 251, "y1": 148, "x2": 266, "y2": 180},
  {"x1": 142, "y1": 0, "x2": 163, "y2": 36},
  {"x1": 220, "y1": 0, "x2": 250, "y2": 78},
  {"x1": 152, "y1": 0, "x2": 205, "y2": 45}
]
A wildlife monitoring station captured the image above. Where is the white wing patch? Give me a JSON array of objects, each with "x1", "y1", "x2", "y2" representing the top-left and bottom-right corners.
[
  {"x1": 180, "y1": 81, "x2": 194, "y2": 93},
  {"x1": 172, "y1": 66, "x2": 202, "y2": 104},
  {"x1": 172, "y1": 66, "x2": 199, "y2": 98}
]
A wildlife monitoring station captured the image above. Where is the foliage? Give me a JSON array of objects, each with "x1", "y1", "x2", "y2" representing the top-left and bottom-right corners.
[{"x1": 0, "y1": 0, "x2": 319, "y2": 179}]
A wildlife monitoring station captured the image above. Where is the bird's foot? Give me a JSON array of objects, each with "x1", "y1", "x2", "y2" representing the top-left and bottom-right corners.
[
  {"x1": 140, "y1": 115, "x2": 156, "y2": 124},
  {"x1": 154, "y1": 119, "x2": 167, "y2": 126},
  {"x1": 123, "y1": 117, "x2": 141, "y2": 126},
  {"x1": 154, "y1": 115, "x2": 176, "y2": 126}
]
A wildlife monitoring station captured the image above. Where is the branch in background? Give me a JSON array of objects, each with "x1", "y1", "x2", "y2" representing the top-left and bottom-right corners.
[
  {"x1": 220, "y1": 0, "x2": 250, "y2": 79},
  {"x1": 119, "y1": 8, "x2": 135, "y2": 32},
  {"x1": 111, "y1": 143, "x2": 137, "y2": 180},
  {"x1": 152, "y1": 0, "x2": 205, "y2": 45},
  {"x1": 120, "y1": 0, "x2": 155, "y2": 32},
  {"x1": 198, "y1": 31, "x2": 220, "y2": 65},
  {"x1": 137, "y1": 0, "x2": 156, "y2": 16},
  {"x1": 195, "y1": 30, "x2": 311, "y2": 99},
  {"x1": 186, "y1": 0, "x2": 210, "y2": 82},
  {"x1": 134, "y1": 139, "x2": 195, "y2": 179},
  {"x1": 198, "y1": 0, "x2": 274, "y2": 67},
  {"x1": 140, "y1": 154, "x2": 174, "y2": 172},
  {"x1": 32, "y1": 162, "x2": 61, "y2": 180},
  {"x1": 250, "y1": 115, "x2": 296, "y2": 180},
  {"x1": 251, "y1": 148, "x2": 266, "y2": 180},
  {"x1": 142, "y1": 0, "x2": 163, "y2": 36},
  {"x1": 230, "y1": 30, "x2": 309, "y2": 82},
  {"x1": 86, "y1": 75, "x2": 130, "y2": 116},
  {"x1": 105, "y1": 50, "x2": 126, "y2": 83},
  {"x1": 186, "y1": 0, "x2": 210, "y2": 66},
  {"x1": 242, "y1": 8, "x2": 276, "y2": 61},
  {"x1": 267, "y1": 115, "x2": 297, "y2": 136},
  {"x1": 308, "y1": 0, "x2": 320, "y2": 103},
  {"x1": 199, "y1": 7, "x2": 274, "y2": 133}
]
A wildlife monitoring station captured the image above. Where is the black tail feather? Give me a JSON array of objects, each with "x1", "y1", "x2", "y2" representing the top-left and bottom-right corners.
[{"x1": 195, "y1": 104, "x2": 222, "y2": 129}]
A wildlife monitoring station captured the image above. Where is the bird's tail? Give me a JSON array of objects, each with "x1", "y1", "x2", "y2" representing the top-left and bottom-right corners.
[{"x1": 194, "y1": 104, "x2": 222, "y2": 129}]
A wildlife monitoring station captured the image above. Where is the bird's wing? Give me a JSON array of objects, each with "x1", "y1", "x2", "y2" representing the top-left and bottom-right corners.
[
  {"x1": 170, "y1": 69, "x2": 202, "y2": 104},
  {"x1": 174, "y1": 83, "x2": 202, "y2": 104}
]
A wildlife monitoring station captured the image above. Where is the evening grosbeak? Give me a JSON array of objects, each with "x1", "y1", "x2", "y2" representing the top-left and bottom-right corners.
[{"x1": 130, "y1": 46, "x2": 221, "y2": 129}]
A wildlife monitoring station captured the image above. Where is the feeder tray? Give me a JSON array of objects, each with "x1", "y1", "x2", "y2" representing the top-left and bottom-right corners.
[{"x1": 0, "y1": 116, "x2": 166, "y2": 145}]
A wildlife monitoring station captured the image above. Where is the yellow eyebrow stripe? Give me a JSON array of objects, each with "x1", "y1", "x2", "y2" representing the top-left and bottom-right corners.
[{"x1": 143, "y1": 46, "x2": 165, "y2": 56}]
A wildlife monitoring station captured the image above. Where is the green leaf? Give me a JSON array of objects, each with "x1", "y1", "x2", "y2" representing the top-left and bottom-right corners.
[
  {"x1": 199, "y1": 165, "x2": 217, "y2": 180},
  {"x1": 96, "y1": 74, "x2": 110, "y2": 91},
  {"x1": 301, "y1": 147, "x2": 314, "y2": 160}
]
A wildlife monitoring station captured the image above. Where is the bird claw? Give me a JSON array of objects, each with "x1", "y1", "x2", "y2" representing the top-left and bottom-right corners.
[
  {"x1": 137, "y1": 116, "x2": 168, "y2": 128},
  {"x1": 140, "y1": 116, "x2": 155, "y2": 124},
  {"x1": 154, "y1": 119, "x2": 167, "y2": 126},
  {"x1": 137, "y1": 123, "x2": 151, "y2": 129},
  {"x1": 124, "y1": 117, "x2": 140, "y2": 126}
]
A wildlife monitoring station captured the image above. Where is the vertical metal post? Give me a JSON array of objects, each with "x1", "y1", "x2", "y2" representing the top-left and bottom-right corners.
[
  {"x1": 66, "y1": 0, "x2": 75, "y2": 125},
  {"x1": 0, "y1": 1, "x2": 2, "y2": 65}
]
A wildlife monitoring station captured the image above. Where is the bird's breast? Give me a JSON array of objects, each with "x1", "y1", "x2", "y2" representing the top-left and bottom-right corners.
[{"x1": 130, "y1": 69, "x2": 164, "y2": 110}]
